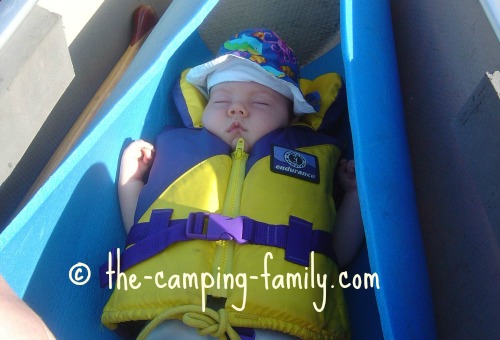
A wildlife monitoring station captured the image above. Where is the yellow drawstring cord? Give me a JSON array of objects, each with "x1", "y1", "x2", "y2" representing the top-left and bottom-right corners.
[{"x1": 137, "y1": 305, "x2": 240, "y2": 340}]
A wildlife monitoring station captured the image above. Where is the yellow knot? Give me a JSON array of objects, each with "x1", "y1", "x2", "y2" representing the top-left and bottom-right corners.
[
  {"x1": 183, "y1": 308, "x2": 229, "y2": 337},
  {"x1": 137, "y1": 305, "x2": 240, "y2": 340}
]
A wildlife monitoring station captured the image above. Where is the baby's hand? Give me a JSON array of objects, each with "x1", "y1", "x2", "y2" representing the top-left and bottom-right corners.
[
  {"x1": 119, "y1": 140, "x2": 155, "y2": 183},
  {"x1": 337, "y1": 159, "x2": 357, "y2": 192}
]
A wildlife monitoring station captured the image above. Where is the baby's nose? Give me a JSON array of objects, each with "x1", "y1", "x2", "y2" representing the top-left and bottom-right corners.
[{"x1": 228, "y1": 102, "x2": 248, "y2": 117}]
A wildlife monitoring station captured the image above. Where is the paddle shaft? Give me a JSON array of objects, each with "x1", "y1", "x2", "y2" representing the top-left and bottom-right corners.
[{"x1": 19, "y1": 5, "x2": 158, "y2": 208}]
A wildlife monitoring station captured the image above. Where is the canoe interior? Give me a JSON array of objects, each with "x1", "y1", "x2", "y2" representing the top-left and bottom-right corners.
[{"x1": 0, "y1": 0, "x2": 435, "y2": 338}]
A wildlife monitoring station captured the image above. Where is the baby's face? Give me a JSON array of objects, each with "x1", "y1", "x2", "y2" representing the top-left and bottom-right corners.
[{"x1": 202, "y1": 81, "x2": 292, "y2": 152}]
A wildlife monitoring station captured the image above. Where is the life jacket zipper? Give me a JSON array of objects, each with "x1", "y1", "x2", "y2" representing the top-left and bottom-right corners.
[
  {"x1": 222, "y1": 138, "x2": 247, "y2": 217},
  {"x1": 210, "y1": 138, "x2": 248, "y2": 298}
]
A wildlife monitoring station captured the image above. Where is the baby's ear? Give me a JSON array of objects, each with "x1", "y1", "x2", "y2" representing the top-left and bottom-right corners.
[{"x1": 172, "y1": 68, "x2": 206, "y2": 128}]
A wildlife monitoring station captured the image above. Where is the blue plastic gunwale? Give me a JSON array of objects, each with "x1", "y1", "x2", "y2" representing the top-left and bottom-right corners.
[{"x1": 341, "y1": 0, "x2": 436, "y2": 338}]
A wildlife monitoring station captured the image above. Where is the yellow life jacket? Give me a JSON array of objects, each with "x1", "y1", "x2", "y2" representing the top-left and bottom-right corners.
[{"x1": 101, "y1": 71, "x2": 350, "y2": 339}]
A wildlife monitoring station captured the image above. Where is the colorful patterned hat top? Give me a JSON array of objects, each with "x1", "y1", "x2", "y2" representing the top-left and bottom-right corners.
[{"x1": 186, "y1": 28, "x2": 318, "y2": 114}]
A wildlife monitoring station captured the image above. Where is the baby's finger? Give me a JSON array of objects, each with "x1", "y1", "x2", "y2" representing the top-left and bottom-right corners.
[
  {"x1": 142, "y1": 148, "x2": 155, "y2": 163},
  {"x1": 135, "y1": 139, "x2": 154, "y2": 151},
  {"x1": 124, "y1": 140, "x2": 154, "y2": 159},
  {"x1": 142, "y1": 146, "x2": 154, "y2": 157},
  {"x1": 128, "y1": 145, "x2": 144, "y2": 160}
]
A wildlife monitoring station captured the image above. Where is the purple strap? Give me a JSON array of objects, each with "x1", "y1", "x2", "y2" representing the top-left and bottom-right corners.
[
  {"x1": 125, "y1": 209, "x2": 173, "y2": 244},
  {"x1": 99, "y1": 210, "x2": 190, "y2": 287},
  {"x1": 242, "y1": 216, "x2": 336, "y2": 266},
  {"x1": 100, "y1": 210, "x2": 336, "y2": 287}
]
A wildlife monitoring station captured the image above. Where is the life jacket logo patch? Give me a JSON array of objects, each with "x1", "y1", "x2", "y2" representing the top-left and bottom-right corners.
[
  {"x1": 284, "y1": 151, "x2": 307, "y2": 168},
  {"x1": 271, "y1": 146, "x2": 319, "y2": 183}
]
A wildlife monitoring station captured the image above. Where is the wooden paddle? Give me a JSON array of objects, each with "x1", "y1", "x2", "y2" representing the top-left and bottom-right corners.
[{"x1": 20, "y1": 5, "x2": 158, "y2": 208}]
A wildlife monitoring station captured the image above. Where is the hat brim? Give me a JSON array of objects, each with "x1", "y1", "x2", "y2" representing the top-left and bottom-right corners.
[{"x1": 186, "y1": 55, "x2": 317, "y2": 115}]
